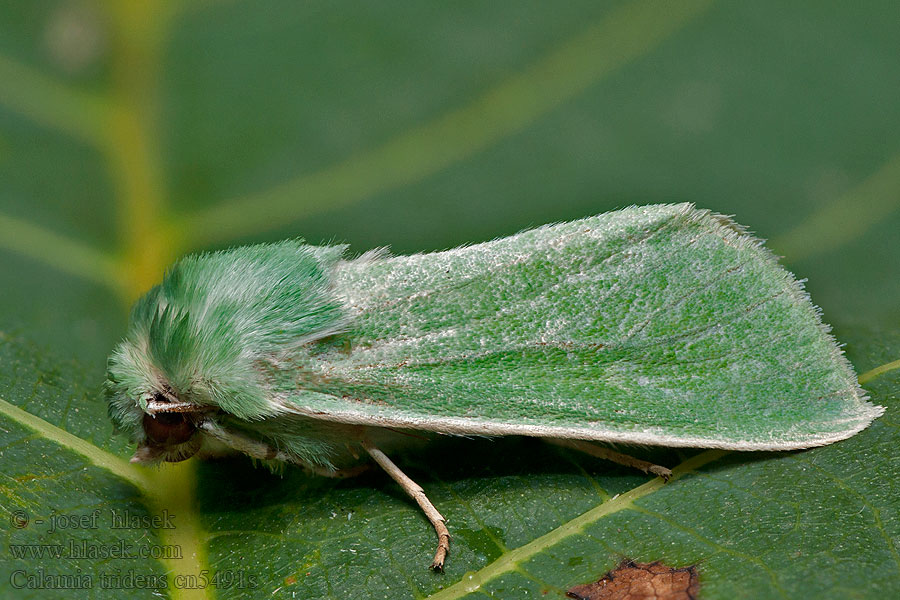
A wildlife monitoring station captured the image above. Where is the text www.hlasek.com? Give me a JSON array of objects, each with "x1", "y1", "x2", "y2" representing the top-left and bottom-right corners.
[{"x1": 9, "y1": 539, "x2": 182, "y2": 560}]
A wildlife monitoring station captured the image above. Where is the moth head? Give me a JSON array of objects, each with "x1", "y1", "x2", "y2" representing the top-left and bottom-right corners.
[
  {"x1": 104, "y1": 267, "x2": 282, "y2": 463},
  {"x1": 104, "y1": 305, "x2": 215, "y2": 464},
  {"x1": 136, "y1": 390, "x2": 210, "y2": 462},
  {"x1": 105, "y1": 366, "x2": 206, "y2": 463},
  {"x1": 105, "y1": 242, "x2": 348, "y2": 462}
]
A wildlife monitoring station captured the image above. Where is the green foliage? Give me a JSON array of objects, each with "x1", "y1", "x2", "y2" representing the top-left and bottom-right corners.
[{"x1": 0, "y1": 1, "x2": 898, "y2": 599}]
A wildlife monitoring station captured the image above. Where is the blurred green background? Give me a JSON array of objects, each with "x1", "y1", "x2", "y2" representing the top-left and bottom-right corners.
[
  {"x1": 1, "y1": 0, "x2": 898, "y2": 368},
  {"x1": 1, "y1": 1, "x2": 899, "y2": 598}
]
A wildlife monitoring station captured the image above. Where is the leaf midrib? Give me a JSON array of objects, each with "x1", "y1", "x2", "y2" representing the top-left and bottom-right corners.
[{"x1": 424, "y1": 450, "x2": 727, "y2": 599}]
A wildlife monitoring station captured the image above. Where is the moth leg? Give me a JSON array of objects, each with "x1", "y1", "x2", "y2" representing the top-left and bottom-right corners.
[
  {"x1": 304, "y1": 463, "x2": 371, "y2": 479},
  {"x1": 198, "y1": 421, "x2": 293, "y2": 462},
  {"x1": 200, "y1": 421, "x2": 371, "y2": 478},
  {"x1": 548, "y1": 438, "x2": 672, "y2": 481},
  {"x1": 361, "y1": 440, "x2": 450, "y2": 571}
]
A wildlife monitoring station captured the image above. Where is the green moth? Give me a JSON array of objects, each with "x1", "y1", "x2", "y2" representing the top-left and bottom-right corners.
[{"x1": 105, "y1": 203, "x2": 882, "y2": 570}]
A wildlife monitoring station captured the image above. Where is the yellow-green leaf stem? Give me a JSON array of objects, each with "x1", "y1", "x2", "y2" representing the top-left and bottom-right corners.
[{"x1": 427, "y1": 451, "x2": 727, "y2": 599}]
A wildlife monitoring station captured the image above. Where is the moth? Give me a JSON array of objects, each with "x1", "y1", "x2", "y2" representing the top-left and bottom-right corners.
[{"x1": 105, "y1": 203, "x2": 882, "y2": 570}]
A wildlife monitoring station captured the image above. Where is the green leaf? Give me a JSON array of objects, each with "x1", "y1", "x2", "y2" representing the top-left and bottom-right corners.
[{"x1": 1, "y1": 1, "x2": 898, "y2": 599}]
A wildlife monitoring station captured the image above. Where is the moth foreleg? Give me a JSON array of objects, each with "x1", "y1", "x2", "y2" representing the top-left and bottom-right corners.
[
  {"x1": 304, "y1": 463, "x2": 371, "y2": 479},
  {"x1": 198, "y1": 420, "x2": 293, "y2": 462},
  {"x1": 361, "y1": 440, "x2": 451, "y2": 571},
  {"x1": 199, "y1": 421, "x2": 372, "y2": 478},
  {"x1": 548, "y1": 438, "x2": 673, "y2": 481}
]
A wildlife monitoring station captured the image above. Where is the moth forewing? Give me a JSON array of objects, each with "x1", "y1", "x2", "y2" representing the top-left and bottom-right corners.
[
  {"x1": 106, "y1": 203, "x2": 883, "y2": 570},
  {"x1": 299, "y1": 203, "x2": 880, "y2": 450}
]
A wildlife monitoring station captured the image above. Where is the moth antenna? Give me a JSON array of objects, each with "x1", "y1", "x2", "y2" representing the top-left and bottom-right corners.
[{"x1": 145, "y1": 399, "x2": 203, "y2": 415}]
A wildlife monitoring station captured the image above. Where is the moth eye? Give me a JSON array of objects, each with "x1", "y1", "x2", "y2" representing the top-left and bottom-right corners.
[{"x1": 142, "y1": 412, "x2": 196, "y2": 445}]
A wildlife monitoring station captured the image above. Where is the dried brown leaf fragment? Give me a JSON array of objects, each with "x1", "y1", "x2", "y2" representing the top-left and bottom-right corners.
[{"x1": 567, "y1": 559, "x2": 699, "y2": 600}]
